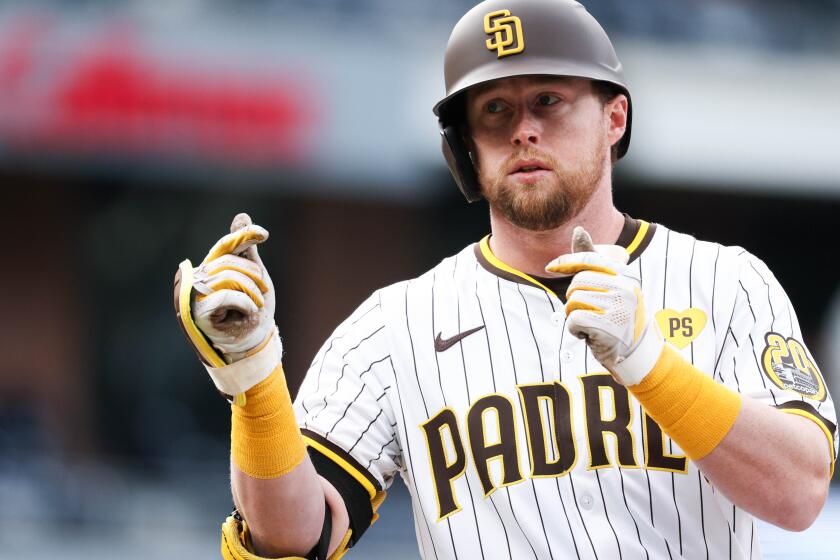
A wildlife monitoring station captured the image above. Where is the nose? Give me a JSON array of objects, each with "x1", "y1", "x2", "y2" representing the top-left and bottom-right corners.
[{"x1": 511, "y1": 109, "x2": 540, "y2": 147}]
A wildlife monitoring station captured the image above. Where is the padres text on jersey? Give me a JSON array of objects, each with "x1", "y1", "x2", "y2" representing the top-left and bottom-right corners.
[{"x1": 294, "y1": 216, "x2": 837, "y2": 560}]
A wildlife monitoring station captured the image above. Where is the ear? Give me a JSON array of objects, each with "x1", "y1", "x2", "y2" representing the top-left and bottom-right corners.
[
  {"x1": 605, "y1": 94, "x2": 629, "y2": 148},
  {"x1": 461, "y1": 126, "x2": 479, "y2": 169}
]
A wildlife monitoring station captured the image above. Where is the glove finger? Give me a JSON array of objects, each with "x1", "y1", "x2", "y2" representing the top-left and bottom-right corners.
[
  {"x1": 202, "y1": 224, "x2": 269, "y2": 265},
  {"x1": 567, "y1": 308, "x2": 605, "y2": 339},
  {"x1": 568, "y1": 313, "x2": 622, "y2": 365},
  {"x1": 202, "y1": 254, "x2": 268, "y2": 293},
  {"x1": 564, "y1": 289, "x2": 612, "y2": 316},
  {"x1": 196, "y1": 269, "x2": 265, "y2": 308},
  {"x1": 566, "y1": 270, "x2": 637, "y2": 299},
  {"x1": 568, "y1": 288, "x2": 638, "y2": 347},
  {"x1": 545, "y1": 251, "x2": 624, "y2": 277}
]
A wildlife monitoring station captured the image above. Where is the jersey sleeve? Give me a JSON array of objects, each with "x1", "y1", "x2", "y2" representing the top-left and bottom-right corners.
[
  {"x1": 292, "y1": 292, "x2": 401, "y2": 545},
  {"x1": 715, "y1": 250, "x2": 837, "y2": 474}
]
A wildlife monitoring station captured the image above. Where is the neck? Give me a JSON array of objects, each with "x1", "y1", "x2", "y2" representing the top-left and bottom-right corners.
[{"x1": 488, "y1": 186, "x2": 625, "y2": 277}]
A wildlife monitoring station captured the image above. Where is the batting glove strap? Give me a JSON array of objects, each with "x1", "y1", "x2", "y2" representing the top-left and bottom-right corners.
[
  {"x1": 612, "y1": 321, "x2": 665, "y2": 386},
  {"x1": 221, "y1": 510, "x2": 353, "y2": 560},
  {"x1": 207, "y1": 328, "x2": 283, "y2": 399}
]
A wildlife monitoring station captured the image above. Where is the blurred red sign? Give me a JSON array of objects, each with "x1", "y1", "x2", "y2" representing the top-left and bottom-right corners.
[{"x1": 0, "y1": 16, "x2": 317, "y2": 166}]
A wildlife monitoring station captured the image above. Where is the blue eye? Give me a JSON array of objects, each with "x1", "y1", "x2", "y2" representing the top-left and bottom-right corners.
[
  {"x1": 487, "y1": 101, "x2": 505, "y2": 114},
  {"x1": 537, "y1": 94, "x2": 560, "y2": 106}
]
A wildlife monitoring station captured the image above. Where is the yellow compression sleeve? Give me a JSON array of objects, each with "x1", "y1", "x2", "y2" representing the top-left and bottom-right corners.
[
  {"x1": 629, "y1": 346, "x2": 743, "y2": 460},
  {"x1": 231, "y1": 364, "x2": 307, "y2": 479}
]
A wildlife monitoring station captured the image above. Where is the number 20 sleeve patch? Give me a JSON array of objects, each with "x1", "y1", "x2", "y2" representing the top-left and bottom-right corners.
[{"x1": 760, "y1": 332, "x2": 827, "y2": 402}]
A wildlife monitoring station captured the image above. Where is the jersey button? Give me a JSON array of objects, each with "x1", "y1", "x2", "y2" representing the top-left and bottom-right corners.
[
  {"x1": 579, "y1": 493, "x2": 594, "y2": 510},
  {"x1": 561, "y1": 349, "x2": 574, "y2": 363},
  {"x1": 550, "y1": 311, "x2": 564, "y2": 326}
]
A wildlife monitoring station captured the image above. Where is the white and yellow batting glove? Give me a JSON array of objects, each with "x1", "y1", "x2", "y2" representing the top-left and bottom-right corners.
[
  {"x1": 174, "y1": 213, "x2": 281, "y2": 405},
  {"x1": 546, "y1": 226, "x2": 663, "y2": 386}
]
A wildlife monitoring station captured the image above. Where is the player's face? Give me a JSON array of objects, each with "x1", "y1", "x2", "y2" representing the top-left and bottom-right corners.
[{"x1": 466, "y1": 76, "x2": 613, "y2": 231}]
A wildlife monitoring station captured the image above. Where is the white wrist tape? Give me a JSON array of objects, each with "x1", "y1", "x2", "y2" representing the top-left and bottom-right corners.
[
  {"x1": 206, "y1": 329, "x2": 283, "y2": 397},
  {"x1": 612, "y1": 321, "x2": 665, "y2": 386}
]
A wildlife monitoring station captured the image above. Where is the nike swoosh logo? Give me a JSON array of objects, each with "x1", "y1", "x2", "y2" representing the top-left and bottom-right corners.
[{"x1": 434, "y1": 325, "x2": 485, "y2": 352}]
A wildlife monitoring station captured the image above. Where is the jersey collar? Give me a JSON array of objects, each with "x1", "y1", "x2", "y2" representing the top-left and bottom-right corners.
[{"x1": 474, "y1": 214, "x2": 656, "y2": 300}]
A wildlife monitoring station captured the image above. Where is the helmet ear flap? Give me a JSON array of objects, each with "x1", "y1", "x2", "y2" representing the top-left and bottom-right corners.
[{"x1": 440, "y1": 123, "x2": 483, "y2": 203}]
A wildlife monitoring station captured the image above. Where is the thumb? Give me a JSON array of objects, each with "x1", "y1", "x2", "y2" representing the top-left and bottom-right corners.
[
  {"x1": 231, "y1": 213, "x2": 266, "y2": 265},
  {"x1": 572, "y1": 226, "x2": 595, "y2": 253},
  {"x1": 201, "y1": 213, "x2": 268, "y2": 265},
  {"x1": 230, "y1": 212, "x2": 253, "y2": 233}
]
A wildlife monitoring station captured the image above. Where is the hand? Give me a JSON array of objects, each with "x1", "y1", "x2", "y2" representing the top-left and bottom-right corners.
[
  {"x1": 174, "y1": 213, "x2": 281, "y2": 404},
  {"x1": 190, "y1": 213, "x2": 276, "y2": 362},
  {"x1": 545, "y1": 226, "x2": 663, "y2": 385}
]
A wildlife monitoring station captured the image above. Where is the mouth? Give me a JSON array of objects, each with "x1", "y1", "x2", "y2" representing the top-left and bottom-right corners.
[{"x1": 509, "y1": 159, "x2": 551, "y2": 175}]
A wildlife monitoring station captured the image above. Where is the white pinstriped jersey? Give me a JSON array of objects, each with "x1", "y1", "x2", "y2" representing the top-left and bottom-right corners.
[{"x1": 293, "y1": 216, "x2": 838, "y2": 560}]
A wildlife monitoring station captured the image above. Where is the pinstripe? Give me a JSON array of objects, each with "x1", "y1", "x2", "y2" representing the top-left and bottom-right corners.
[
  {"x1": 533, "y1": 286, "x2": 586, "y2": 559},
  {"x1": 497, "y1": 278, "x2": 553, "y2": 560},
  {"x1": 732, "y1": 356, "x2": 741, "y2": 393},
  {"x1": 617, "y1": 466, "x2": 649, "y2": 560},
  {"x1": 348, "y1": 408, "x2": 384, "y2": 453},
  {"x1": 748, "y1": 260, "x2": 775, "y2": 328},
  {"x1": 450, "y1": 256, "x2": 488, "y2": 560},
  {"x1": 750, "y1": 521, "x2": 754, "y2": 559},
  {"x1": 568, "y1": 474, "x2": 598, "y2": 559},
  {"x1": 595, "y1": 470, "x2": 622, "y2": 560},
  {"x1": 307, "y1": 327, "x2": 386, "y2": 423},
  {"x1": 714, "y1": 299, "x2": 740, "y2": 385},
  {"x1": 689, "y1": 239, "x2": 696, "y2": 364},
  {"x1": 583, "y1": 347, "x2": 623, "y2": 560},
  {"x1": 367, "y1": 434, "x2": 397, "y2": 469},
  {"x1": 325, "y1": 355, "x2": 391, "y2": 436},
  {"x1": 738, "y1": 281, "x2": 757, "y2": 323},
  {"x1": 389, "y1": 339, "x2": 439, "y2": 560},
  {"x1": 404, "y1": 281, "x2": 453, "y2": 559},
  {"x1": 431, "y1": 269, "x2": 471, "y2": 560},
  {"x1": 689, "y1": 239, "x2": 710, "y2": 560},
  {"x1": 474, "y1": 262, "x2": 514, "y2": 560},
  {"x1": 712, "y1": 245, "x2": 719, "y2": 332},
  {"x1": 698, "y1": 471, "x2": 709, "y2": 560},
  {"x1": 607, "y1": 250, "x2": 650, "y2": 560},
  {"x1": 517, "y1": 282, "x2": 580, "y2": 558},
  {"x1": 737, "y1": 271, "x2": 784, "y2": 405},
  {"x1": 555, "y1": 312, "x2": 597, "y2": 560},
  {"x1": 556, "y1": 484, "x2": 583, "y2": 559},
  {"x1": 487, "y1": 278, "x2": 539, "y2": 560},
  {"x1": 638, "y1": 252, "x2": 661, "y2": 551},
  {"x1": 662, "y1": 230, "x2": 684, "y2": 555},
  {"x1": 748, "y1": 331, "x2": 779, "y2": 406},
  {"x1": 305, "y1": 301, "x2": 381, "y2": 412}
]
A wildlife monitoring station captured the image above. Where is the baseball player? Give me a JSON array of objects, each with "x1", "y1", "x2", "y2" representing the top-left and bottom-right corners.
[{"x1": 174, "y1": 1, "x2": 837, "y2": 558}]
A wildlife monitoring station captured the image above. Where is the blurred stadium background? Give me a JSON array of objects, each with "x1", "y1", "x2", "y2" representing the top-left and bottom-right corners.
[{"x1": 1, "y1": 0, "x2": 839, "y2": 557}]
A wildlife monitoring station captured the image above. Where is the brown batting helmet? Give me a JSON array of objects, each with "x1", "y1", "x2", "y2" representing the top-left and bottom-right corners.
[{"x1": 434, "y1": 0, "x2": 632, "y2": 202}]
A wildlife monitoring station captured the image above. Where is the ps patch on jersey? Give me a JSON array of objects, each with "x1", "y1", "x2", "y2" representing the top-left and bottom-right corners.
[
  {"x1": 760, "y1": 332, "x2": 827, "y2": 401},
  {"x1": 655, "y1": 308, "x2": 707, "y2": 349}
]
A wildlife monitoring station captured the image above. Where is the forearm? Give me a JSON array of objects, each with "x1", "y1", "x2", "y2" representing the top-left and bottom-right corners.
[
  {"x1": 175, "y1": 215, "x2": 352, "y2": 557},
  {"x1": 556, "y1": 229, "x2": 834, "y2": 531},
  {"x1": 627, "y1": 347, "x2": 831, "y2": 530},
  {"x1": 695, "y1": 396, "x2": 831, "y2": 531},
  {"x1": 227, "y1": 363, "x2": 351, "y2": 557},
  {"x1": 232, "y1": 456, "x2": 350, "y2": 556}
]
